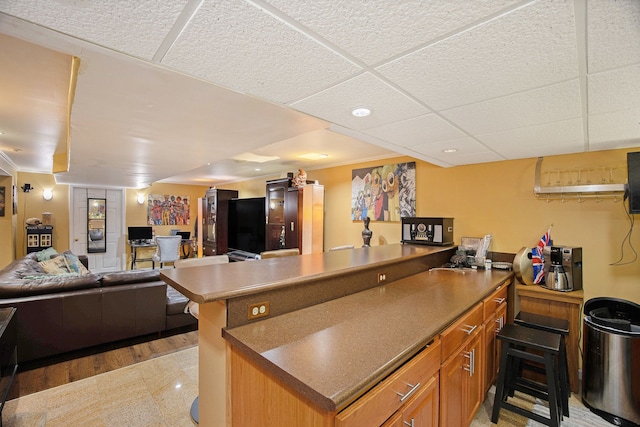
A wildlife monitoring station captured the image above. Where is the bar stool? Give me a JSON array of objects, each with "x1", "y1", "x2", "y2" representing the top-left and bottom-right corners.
[
  {"x1": 515, "y1": 311, "x2": 570, "y2": 417},
  {"x1": 491, "y1": 323, "x2": 563, "y2": 427}
]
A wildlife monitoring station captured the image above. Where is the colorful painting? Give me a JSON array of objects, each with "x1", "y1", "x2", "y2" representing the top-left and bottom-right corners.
[
  {"x1": 352, "y1": 162, "x2": 416, "y2": 221},
  {"x1": 147, "y1": 194, "x2": 190, "y2": 225}
]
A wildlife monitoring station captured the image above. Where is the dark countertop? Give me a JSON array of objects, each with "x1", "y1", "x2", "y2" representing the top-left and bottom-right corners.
[
  {"x1": 223, "y1": 268, "x2": 513, "y2": 412},
  {"x1": 160, "y1": 244, "x2": 453, "y2": 303}
]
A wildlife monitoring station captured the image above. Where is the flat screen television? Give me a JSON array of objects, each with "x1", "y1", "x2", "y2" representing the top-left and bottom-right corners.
[
  {"x1": 128, "y1": 226, "x2": 153, "y2": 242},
  {"x1": 228, "y1": 197, "x2": 266, "y2": 255},
  {"x1": 628, "y1": 152, "x2": 640, "y2": 214}
]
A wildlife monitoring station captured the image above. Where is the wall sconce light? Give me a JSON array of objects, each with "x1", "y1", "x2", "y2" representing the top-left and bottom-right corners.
[
  {"x1": 21, "y1": 183, "x2": 32, "y2": 193},
  {"x1": 137, "y1": 193, "x2": 146, "y2": 205},
  {"x1": 42, "y1": 189, "x2": 53, "y2": 201}
]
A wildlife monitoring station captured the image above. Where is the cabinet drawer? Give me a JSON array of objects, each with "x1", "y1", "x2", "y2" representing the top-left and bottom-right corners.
[
  {"x1": 440, "y1": 303, "x2": 483, "y2": 361},
  {"x1": 482, "y1": 285, "x2": 508, "y2": 321},
  {"x1": 336, "y1": 338, "x2": 441, "y2": 427}
]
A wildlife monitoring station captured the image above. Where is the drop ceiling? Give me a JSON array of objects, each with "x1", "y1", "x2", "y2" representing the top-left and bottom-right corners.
[{"x1": 0, "y1": 0, "x2": 638, "y2": 188}]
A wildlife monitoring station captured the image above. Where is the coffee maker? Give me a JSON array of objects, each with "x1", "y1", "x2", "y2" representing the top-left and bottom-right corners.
[{"x1": 543, "y1": 246, "x2": 582, "y2": 292}]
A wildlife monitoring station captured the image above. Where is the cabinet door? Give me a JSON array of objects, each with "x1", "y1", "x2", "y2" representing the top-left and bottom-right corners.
[
  {"x1": 284, "y1": 188, "x2": 299, "y2": 249},
  {"x1": 440, "y1": 350, "x2": 464, "y2": 427},
  {"x1": 401, "y1": 373, "x2": 439, "y2": 427},
  {"x1": 265, "y1": 184, "x2": 286, "y2": 250},
  {"x1": 441, "y1": 326, "x2": 483, "y2": 427},
  {"x1": 465, "y1": 330, "x2": 483, "y2": 427},
  {"x1": 482, "y1": 313, "x2": 497, "y2": 395}
]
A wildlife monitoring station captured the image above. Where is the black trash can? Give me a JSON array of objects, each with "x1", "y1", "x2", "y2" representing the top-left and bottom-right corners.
[{"x1": 582, "y1": 297, "x2": 640, "y2": 426}]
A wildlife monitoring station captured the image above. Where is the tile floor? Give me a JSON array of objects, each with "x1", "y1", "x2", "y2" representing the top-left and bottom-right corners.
[
  {"x1": 2, "y1": 346, "x2": 607, "y2": 427},
  {"x1": 3, "y1": 347, "x2": 198, "y2": 427}
]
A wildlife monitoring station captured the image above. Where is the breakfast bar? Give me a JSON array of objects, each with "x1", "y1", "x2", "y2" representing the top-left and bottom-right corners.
[{"x1": 161, "y1": 244, "x2": 514, "y2": 426}]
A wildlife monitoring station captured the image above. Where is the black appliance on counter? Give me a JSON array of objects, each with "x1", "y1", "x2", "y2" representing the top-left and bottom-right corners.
[{"x1": 401, "y1": 217, "x2": 454, "y2": 246}]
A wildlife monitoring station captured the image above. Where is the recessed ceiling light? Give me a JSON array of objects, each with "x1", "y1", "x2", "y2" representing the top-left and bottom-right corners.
[
  {"x1": 443, "y1": 148, "x2": 458, "y2": 153},
  {"x1": 255, "y1": 168, "x2": 261, "y2": 171},
  {"x1": 298, "y1": 153, "x2": 330, "y2": 160},
  {"x1": 351, "y1": 107, "x2": 372, "y2": 117}
]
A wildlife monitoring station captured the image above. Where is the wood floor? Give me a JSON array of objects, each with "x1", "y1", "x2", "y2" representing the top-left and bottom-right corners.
[{"x1": 8, "y1": 326, "x2": 198, "y2": 400}]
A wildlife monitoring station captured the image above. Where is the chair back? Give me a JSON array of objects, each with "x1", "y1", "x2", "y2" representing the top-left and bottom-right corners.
[
  {"x1": 174, "y1": 255, "x2": 229, "y2": 268},
  {"x1": 259, "y1": 248, "x2": 300, "y2": 259},
  {"x1": 154, "y1": 236, "x2": 182, "y2": 264},
  {"x1": 329, "y1": 245, "x2": 355, "y2": 251}
]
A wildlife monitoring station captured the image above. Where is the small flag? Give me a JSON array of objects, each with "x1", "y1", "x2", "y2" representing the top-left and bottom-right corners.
[{"x1": 532, "y1": 228, "x2": 551, "y2": 284}]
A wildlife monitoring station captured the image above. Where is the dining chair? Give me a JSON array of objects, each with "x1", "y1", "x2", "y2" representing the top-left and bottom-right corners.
[{"x1": 151, "y1": 236, "x2": 182, "y2": 268}]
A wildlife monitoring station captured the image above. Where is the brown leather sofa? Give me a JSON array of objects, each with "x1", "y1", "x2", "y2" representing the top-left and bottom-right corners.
[{"x1": 0, "y1": 252, "x2": 196, "y2": 363}]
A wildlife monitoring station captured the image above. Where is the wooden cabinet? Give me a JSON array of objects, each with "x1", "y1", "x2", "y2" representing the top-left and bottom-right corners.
[
  {"x1": 516, "y1": 285, "x2": 583, "y2": 393},
  {"x1": 265, "y1": 177, "x2": 299, "y2": 251},
  {"x1": 439, "y1": 303, "x2": 484, "y2": 427},
  {"x1": 265, "y1": 177, "x2": 324, "y2": 253},
  {"x1": 381, "y1": 373, "x2": 439, "y2": 427},
  {"x1": 26, "y1": 225, "x2": 53, "y2": 253},
  {"x1": 202, "y1": 188, "x2": 237, "y2": 256},
  {"x1": 336, "y1": 339, "x2": 441, "y2": 427},
  {"x1": 482, "y1": 285, "x2": 508, "y2": 395}
]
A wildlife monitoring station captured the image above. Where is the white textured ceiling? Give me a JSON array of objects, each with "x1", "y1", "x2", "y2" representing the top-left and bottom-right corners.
[{"x1": 0, "y1": 0, "x2": 639, "y2": 188}]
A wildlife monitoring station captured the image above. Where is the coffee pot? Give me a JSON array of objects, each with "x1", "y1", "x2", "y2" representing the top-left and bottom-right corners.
[{"x1": 546, "y1": 264, "x2": 570, "y2": 291}]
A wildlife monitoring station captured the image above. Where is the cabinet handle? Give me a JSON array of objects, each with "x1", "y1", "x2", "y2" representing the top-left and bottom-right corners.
[
  {"x1": 396, "y1": 382, "x2": 421, "y2": 402},
  {"x1": 495, "y1": 317, "x2": 504, "y2": 330},
  {"x1": 493, "y1": 297, "x2": 506, "y2": 304},
  {"x1": 462, "y1": 324, "x2": 477, "y2": 335},
  {"x1": 471, "y1": 348, "x2": 475, "y2": 377},
  {"x1": 290, "y1": 221, "x2": 294, "y2": 231},
  {"x1": 403, "y1": 419, "x2": 415, "y2": 427}
]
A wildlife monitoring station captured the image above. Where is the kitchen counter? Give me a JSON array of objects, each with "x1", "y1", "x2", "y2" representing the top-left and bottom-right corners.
[
  {"x1": 223, "y1": 267, "x2": 513, "y2": 413},
  {"x1": 160, "y1": 244, "x2": 453, "y2": 304}
]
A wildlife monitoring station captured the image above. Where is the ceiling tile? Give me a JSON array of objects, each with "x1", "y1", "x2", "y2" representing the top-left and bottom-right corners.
[
  {"x1": 161, "y1": 0, "x2": 360, "y2": 104},
  {"x1": 587, "y1": 0, "x2": 640, "y2": 73},
  {"x1": 377, "y1": 0, "x2": 579, "y2": 110},
  {"x1": 476, "y1": 118, "x2": 585, "y2": 159},
  {"x1": 588, "y1": 63, "x2": 640, "y2": 115},
  {"x1": 264, "y1": 0, "x2": 520, "y2": 65},
  {"x1": 290, "y1": 72, "x2": 430, "y2": 131},
  {"x1": 441, "y1": 80, "x2": 582, "y2": 135},
  {"x1": 363, "y1": 114, "x2": 467, "y2": 148},
  {"x1": 0, "y1": 0, "x2": 187, "y2": 59},
  {"x1": 406, "y1": 136, "x2": 503, "y2": 166},
  {"x1": 589, "y1": 108, "x2": 640, "y2": 148}
]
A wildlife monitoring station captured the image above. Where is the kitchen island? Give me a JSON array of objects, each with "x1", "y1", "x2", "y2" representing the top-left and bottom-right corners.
[{"x1": 161, "y1": 244, "x2": 512, "y2": 426}]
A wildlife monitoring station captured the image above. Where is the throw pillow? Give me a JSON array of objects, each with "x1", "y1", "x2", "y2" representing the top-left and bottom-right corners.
[
  {"x1": 35, "y1": 247, "x2": 59, "y2": 262},
  {"x1": 63, "y1": 253, "x2": 90, "y2": 276},
  {"x1": 39, "y1": 255, "x2": 70, "y2": 275}
]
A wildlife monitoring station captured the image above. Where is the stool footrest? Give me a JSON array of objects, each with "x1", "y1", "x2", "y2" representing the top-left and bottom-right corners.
[{"x1": 498, "y1": 401, "x2": 557, "y2": 427}]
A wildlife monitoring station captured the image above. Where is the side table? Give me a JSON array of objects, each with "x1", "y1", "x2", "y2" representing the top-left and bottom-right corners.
[{"x1": 0, "y1": 308, "x2": 17, "y2": 426}]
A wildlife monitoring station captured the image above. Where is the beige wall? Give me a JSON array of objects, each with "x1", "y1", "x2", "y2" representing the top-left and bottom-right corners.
[
  {"x1": 7, "y1": 148, "x2": 640, "y2": 306},
  {"x1": 16, "y1": 172, "x2": 70, "y2": 257},
  {"x1": 226, "y1": 148, "x2": 640, "y2": 306}
]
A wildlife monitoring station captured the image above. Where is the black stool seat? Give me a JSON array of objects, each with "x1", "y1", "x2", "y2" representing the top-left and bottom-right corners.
[
  {"x1": 492, "y1": 323, "x2": 563, "y2": 427},
  {"x1": 515, "y1": 311, "x2": 571, "y2": 417},
  {"x1": 515, "y1": 311, "x2": 569, "y2": 335}
]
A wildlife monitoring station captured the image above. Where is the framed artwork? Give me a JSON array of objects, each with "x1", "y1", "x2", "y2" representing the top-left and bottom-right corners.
[
  {"x1": 87, "y1": 198, "x2": 106, "y2": 253},
  {"x1": 352, "y1": 161, "x2": 416, "y2": 221},
  {"x1": 0, "y1": 186, "x2": 5, "y2": 217},
  {"x1": 147, "y1": 194, "x2": 190, "y2": 225}
]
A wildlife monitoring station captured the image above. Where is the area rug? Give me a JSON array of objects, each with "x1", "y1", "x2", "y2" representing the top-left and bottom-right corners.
[
  {"x1": 2, "y1": 347, "x2": 198, "y2": 427},
  {"x1": 472, "y1": 385, "x2": 614, "y2": 427}
]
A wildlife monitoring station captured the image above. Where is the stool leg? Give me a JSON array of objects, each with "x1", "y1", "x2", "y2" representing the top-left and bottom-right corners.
[
  {"x1": 558, "y1": 337, "x2": 570, "y2": 417},
  {"x1": 543, "y1": 352, "x2": 561, "y2": 427},
  {"x1": 491, "y1": 344, "x2": 512, "y2": 423}
]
